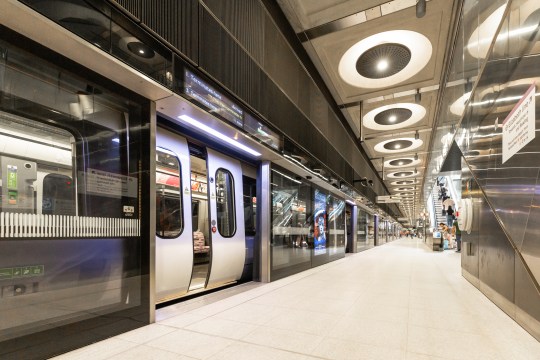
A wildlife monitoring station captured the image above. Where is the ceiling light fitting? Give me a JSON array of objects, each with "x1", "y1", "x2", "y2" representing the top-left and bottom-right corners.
[
  {"x1": 416, "y1": 0, "x2": 426, "y2": 18},
  {"x1": 415, "y1": 89, "x2": 421, "y2": 103},
  {"x1": 414, "y1": 153, "x2": 418, "y2": 160},
  {"x1": 415, "y1": 130, "x2": 419, "y2": 140}
]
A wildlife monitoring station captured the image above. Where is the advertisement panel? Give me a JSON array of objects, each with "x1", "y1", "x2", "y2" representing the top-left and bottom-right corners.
[{"x1": 313, "y1": 189, "x2": 327, "y2": 255}]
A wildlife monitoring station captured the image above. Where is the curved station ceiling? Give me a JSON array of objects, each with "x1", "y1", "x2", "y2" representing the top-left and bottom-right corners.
[{"x1": 278, "y1": 0, "x2": 461, "y2": 223}]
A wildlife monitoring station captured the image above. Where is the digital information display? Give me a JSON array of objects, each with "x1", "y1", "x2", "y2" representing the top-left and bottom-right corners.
[
  {"x1": 313, "y1": 189, "x2": 327, "y2": 255},
  {"x1": 184, "y1": 70, "x2": 243, "y2": 128}
]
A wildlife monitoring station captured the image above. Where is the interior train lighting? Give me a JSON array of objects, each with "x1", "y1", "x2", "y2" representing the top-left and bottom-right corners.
[{"x1": 177, "y1": 114, "x2": 261, "y2": 157}]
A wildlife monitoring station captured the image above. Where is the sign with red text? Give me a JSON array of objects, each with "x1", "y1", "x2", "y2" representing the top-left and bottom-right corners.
[{"x1": 502, "y1": 84, "x2": 536, "y2": 163}]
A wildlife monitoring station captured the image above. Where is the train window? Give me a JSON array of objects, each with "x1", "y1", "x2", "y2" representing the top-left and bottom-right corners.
[
  {"x1": 42, "y1": 174, "x2": 76, "y2": 215},
  {"x1": 156, "y1": 149, "x2": 183, "y2": 238},
  {"x1": 215, "y1": 169, "x2": 236, "y2": 237}
]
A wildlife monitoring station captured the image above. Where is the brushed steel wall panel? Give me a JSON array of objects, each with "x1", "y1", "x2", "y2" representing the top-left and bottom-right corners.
[
  {"x1": 199, "y1": 9, "x2": 262, "y2": 112},
  {"x1": 112, "y1": 0, "x2": 141, "y2": 19},
  {"x1": 264, "y1": 14, "x2": 300, "y2": 106},
  {"x1": 309, "y1": 81, "x2": 328, "y2": 134},
  {"x1": 515, "y1": 254, "x2": 540, "y2": 341},
  {"x1": 140, "y1": 0, "x2": 198, "y2": 62},
  {"x1": 202, "y1": 0, "x2": 265, "y2": 65},
  {"x1": 520, "y1": 173, "x2": 540, "y2": 281},
  {"x1": 485, "y1": 165, "x2": 538, "y2": 249},
  {"x1": 478, "y1": 182, "x2": 515, "y2": 303}
]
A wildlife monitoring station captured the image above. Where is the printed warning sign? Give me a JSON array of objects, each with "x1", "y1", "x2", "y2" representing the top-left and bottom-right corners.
[
  {"x1": 79, "y1": 168, "x2": 138, "y2": 198},
  {"x1": 502, "y1": 84, "x2": 536, "y2": 163}
]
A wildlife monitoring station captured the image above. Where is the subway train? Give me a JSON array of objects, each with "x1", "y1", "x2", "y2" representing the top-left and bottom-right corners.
[{"x1": 155, "y1": 126, "x2": 257, "y2": 303}]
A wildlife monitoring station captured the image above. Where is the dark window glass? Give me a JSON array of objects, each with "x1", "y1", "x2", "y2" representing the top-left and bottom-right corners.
[
  {"x1": 42, "y1": 173, "x2": 76, "y2": 215},
  {"x1": 243, "y1": 176, "x2": 257, "y2": 236},
  {"x1": 156, "y1": 149, "x2": 183, "y2": 238},
  {"x1": 216, "y1": 169, "x2": 235, "y2": 237}
]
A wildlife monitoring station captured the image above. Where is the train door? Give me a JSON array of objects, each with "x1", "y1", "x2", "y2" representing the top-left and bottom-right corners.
[
  {"x1": 205, "y1": 148, "x2": 245, "y2": 288},
  {"x1": 155, "y1": 127, "x2": 193, "y2": 302},
  {"x1": 155, "y1": 127, "x2": 246, "y2": 302}
]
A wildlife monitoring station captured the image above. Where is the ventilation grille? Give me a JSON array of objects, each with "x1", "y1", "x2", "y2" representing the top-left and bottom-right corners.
[
  {"x1": 383, "y1": 140, "x2": 413, "y2": 150},
  {"x1": 356, "y1": 43, "x2": 411, "y2": 79},
  {"x1": 374, "y1": 108, "x2": 412, "y2": 126}
]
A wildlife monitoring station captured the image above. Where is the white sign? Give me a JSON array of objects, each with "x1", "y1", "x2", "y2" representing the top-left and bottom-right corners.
[
  {"x1": 376, "y1": 196, "x2": 400, "y2": 203},
  {"x1": 502, "y1": 84, "x2": 536, "y2": 163},
  {"x1": 80, "y1": 168, "x2": 138, "y2": 198}
]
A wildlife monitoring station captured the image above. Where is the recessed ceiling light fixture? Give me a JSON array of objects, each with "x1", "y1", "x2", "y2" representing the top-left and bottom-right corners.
[
  {"x1": 363, "y1": 103, "x2": 425, "y2": 130},
  {"x1": 374, "y1": 138, "x2": 423, "y2": 154},
  {"x1": 339, "y1": 30, "x2": 432, "y2": 88},
  {"x1": 377, "y1": 59, "x2": 389, "y2": 72},
  {"x1": 416, "y1": 0, "x2": 426, "y2": 18}
]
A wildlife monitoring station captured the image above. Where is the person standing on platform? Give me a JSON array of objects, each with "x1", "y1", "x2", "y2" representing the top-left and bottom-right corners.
[
  {"x1": 446, "y1": 205, "x2": 455, "y2": 226},
  {"x1": 452, "y1": 218, "x2": 462, "y2": 252}
]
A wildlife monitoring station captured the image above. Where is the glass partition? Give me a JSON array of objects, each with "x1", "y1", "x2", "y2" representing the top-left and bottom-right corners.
[
  {"x1": 356, "y1": 209, "x2": 372, "y2": 251},
  {"x1": 327, "y1": 195, "x2": 346, "y2": 261},
  {"x1": 270, "y1": 168, "x2": 311, "y2": 280},
  {"x1": 270, "y1": 166, "x2": 347, "y2": 279},
  {"x1": 0, "y1": 35, "x2": 148, "y2": 353}
]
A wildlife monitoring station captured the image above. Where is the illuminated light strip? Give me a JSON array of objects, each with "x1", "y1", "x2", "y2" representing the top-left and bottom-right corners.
[{"x1": 177, "y1": 114, "x2": 261, "y2": 157}]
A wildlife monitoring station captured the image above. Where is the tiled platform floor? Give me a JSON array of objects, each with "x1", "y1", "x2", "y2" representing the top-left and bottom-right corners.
[{"x1": 53, "y1": 237, "x2": 540, "y2": 360}]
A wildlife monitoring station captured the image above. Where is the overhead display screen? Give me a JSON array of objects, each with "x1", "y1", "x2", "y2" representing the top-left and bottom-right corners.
[{"x1": 184, "y1": 70, "x2": 243, "y2": 128}]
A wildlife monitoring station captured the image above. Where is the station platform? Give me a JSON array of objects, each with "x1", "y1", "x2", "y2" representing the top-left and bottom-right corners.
[{"x1": 53, "y1": 238, "x2": 540, "y2": 360}]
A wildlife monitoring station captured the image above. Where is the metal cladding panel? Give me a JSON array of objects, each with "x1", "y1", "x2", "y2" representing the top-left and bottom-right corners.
[
  {"x1": 263, "y1": 13, "x2": 300, "y2": 106},
  {"x1": 112, "y1": 0, "x2": 142, "y2": 19},
  {"x1": 515, "y1": 255, "x2": 540, "y2": 340},
  {"x1": 140, "y1": 0, "x2": 199, "y2": 62},
  {"x1": 478, "y1": 182, "x2": 515, "y2": 303},
  {"x1": 199, "y1": 8, "x2": 262, "y2": 113},
  {"x1": 520, "y1": 175, "x2": 540, "y2": 281},
  {"x1": 201, "y1": 0, "x2": 265, "y2": 65}
]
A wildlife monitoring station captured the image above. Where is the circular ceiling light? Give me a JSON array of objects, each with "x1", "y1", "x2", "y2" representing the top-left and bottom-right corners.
[
  {"x1": 374, "y1": 137, "x2": 422, "y2": 154},
  {"x1": 384, "y1": 157, "x2": 421, "y2": 168},
  {"x1": 395, "y1": 187, "x2": 415, "y2": 191},
  {"x1": 355, "y1": 43, "x2": 411, "y2": 79},
  {"x1": 364, "y1": 103, "x2": 425, "y2": 131},
  {"x1": 387, "y1": 170, "x2": 420, "y2": 179},
  {"x1": 339, "y1": 30, "x2": 432, "y2": 88},
  {"x1": 390, "y1": 180, "x2": 416, "y2": 186}
]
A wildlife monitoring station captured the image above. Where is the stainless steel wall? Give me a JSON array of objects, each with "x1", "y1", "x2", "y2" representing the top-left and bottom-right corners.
[{"x1": 458, "y1": 0, "x2": 540, "y2": 341}]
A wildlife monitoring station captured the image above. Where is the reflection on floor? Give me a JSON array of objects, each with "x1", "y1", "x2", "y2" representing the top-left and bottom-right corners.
[{"x1": 53, "y1": 237, "x2": 540, "y2": 360}]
